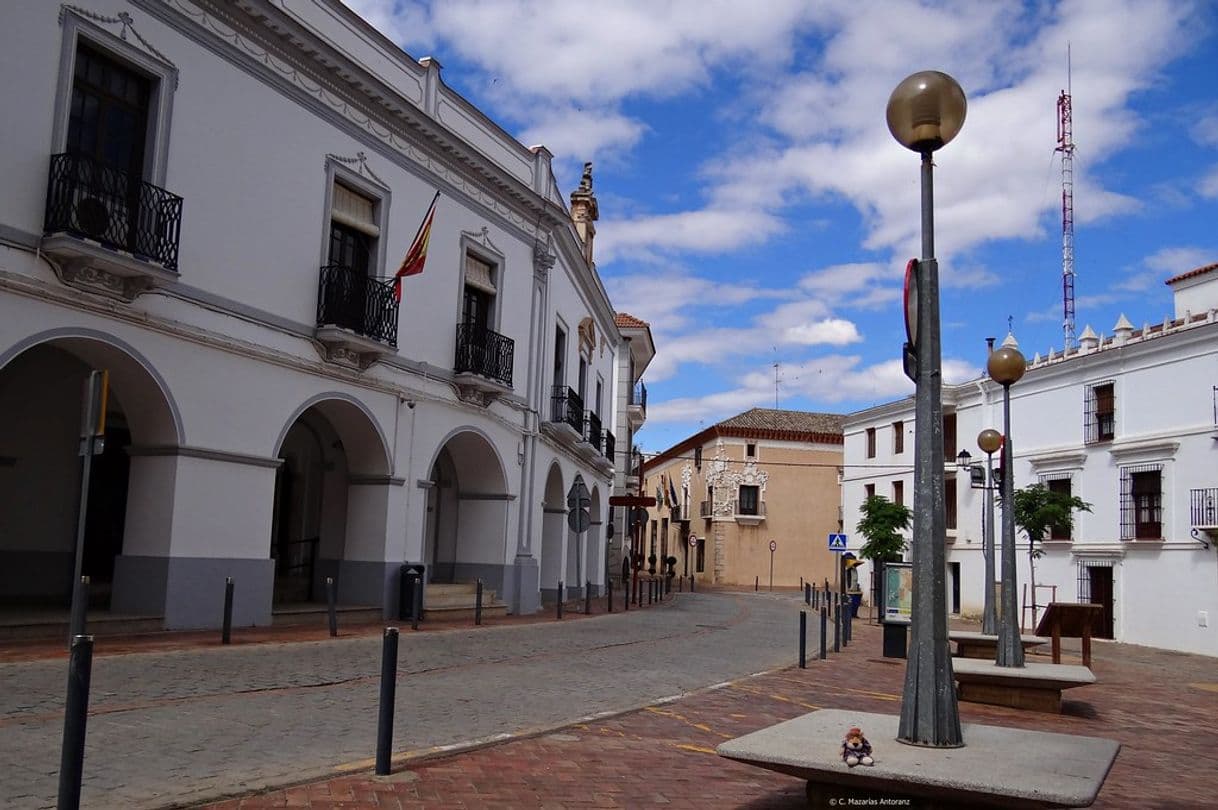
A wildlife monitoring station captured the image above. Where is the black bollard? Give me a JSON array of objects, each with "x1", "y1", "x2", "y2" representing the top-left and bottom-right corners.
[
  {"x1": 608, "y1": 579, "x2": 614, "y2": 613},
  {"x1": 585, "y1": 580, "x2": 591, "y2": 615},
  {"x1": 819, "y1": 607, "x2": 828, "y2": 659},
  {"x1": 374, "y1": 627, "x2": 399, "y2": 775},
  {"x1": 799, "y1": 611, "x2": 807, "y2": 669},
  {"x1": 624, "y1": 579, "x2": 629, "y2": 611},
  {"x1": 800, "y1": 576, "x2": 804, "y2": 590},
  {"x1": 557, "y1": 581, "x2": 564, "y2": 619},
  {"x1": 690, "y1": 574, "x2": 695, "y2": 593},
  {"x1": 57, "y1": 634, "x2": 94, "y2": 810},
  {"x1": 833, "y1": 595, "x2": 841, "y2": 653},
  {"x1": 678, "y1": 575, "x2": 683, "y2": 593},
  {"x1": 842, "y1": 598, "x2": 850, "y2": 648},
  {"x1": 221, "y1": 577, "x2": 234, "y2": 645},
  {"x1": 411, "y1": 575, "x2": 423, "y2": 631},
  {"x1": 326, "y1": 576, "x2": 338, "y2": 638},
  {"x1": 805, "y1": 582, "x2": 811, "y2": 606},
  {"x1": 755, "y1": 575, "x2": 758, "y2": 592},
  {"x1": 475, "y1": 579, "x2": 483, "y2": 626},
  {"x1": 68, "y1": 576, "x2": 89, "y2": 646}
]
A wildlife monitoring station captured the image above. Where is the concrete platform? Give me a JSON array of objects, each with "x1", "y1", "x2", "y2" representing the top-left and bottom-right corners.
[
  {"x1": 953, "y1": 658, "x2": 1096, "y2": 713},
  {"x1": 718, "y1": 709, "x2": 1119, "y2": 809},
  {"x1": 951, "y1": 630, "x2": 1049, "y2": 659}
]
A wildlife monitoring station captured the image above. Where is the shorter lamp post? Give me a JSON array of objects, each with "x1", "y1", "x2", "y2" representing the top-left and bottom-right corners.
[
  {"x1": 976, "y1": 429, "x2": 1003, "y2": 635},
  {"x1": 988, "y1": 343, "x2": 1026, "y2": 667}
]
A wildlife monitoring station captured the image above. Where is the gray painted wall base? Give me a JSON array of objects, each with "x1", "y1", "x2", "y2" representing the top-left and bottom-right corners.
[
  {"x1": 114, "y1": 555, "x2": 275, "y2": 629},
  {"x1": 336, "y1": 559, "x2": 399, "y2": 618},
  {"x1": 511, "y1": 554, "x2": 540, "y2": 615}
]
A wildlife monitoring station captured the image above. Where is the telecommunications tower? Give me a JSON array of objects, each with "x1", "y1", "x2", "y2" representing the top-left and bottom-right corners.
[{"x1": 1056, "y1": 47, "x2": 1076, "y2": 350}]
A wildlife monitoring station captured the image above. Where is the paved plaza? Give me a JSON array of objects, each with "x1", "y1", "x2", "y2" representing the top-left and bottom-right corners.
[{"x1": 0, "y1": 589, "x2": 807, "y2": 809}]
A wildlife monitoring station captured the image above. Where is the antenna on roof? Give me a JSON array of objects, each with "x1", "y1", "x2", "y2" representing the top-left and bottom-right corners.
[{"x1": 1057, "y1": 42, "x2": 1077, "y2": 350}]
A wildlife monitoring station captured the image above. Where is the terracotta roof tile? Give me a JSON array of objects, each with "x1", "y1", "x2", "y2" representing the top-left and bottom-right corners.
[
  {"x1": 1165, "y1": 262, "x2": 1218, "y2": 285},
  {"x1": 715, "y1": 407, "x2": 845, "y2": 436},
  {"x1": 615, "y1": 312, "x2": 649, "y2": 328}
]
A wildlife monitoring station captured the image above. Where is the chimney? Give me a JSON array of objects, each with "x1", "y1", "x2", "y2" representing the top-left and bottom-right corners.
[
  {"x1": 1078, "y1": 324, "x2": 1099, "y2": 352},
  {"x1": 569, "y1": 161, "x2": 599, "y2": 266},
  {"x1": 1112, "y1": 313, "x2": 1134, "y2": 345}
]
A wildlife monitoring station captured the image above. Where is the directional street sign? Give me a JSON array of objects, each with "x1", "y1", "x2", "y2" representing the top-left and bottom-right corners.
[{"x1": 828, "y1": 533, "x2": 848, "y2": 552}]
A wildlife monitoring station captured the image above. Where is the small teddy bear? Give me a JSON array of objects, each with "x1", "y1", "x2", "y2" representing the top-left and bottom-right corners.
[{"x1": 841, "y1": 726, "x2": 874, "y2": 767}]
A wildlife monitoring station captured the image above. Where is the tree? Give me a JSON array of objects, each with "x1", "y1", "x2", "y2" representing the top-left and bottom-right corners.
[
  {"x1": 855, "y1": 495, "x2": 911, "y2": 562},
  {"x1": 1010, "y1": 483, "x2": 1092, "y2": 628}
]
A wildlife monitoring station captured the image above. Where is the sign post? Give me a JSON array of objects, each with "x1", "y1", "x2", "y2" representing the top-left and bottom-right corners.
[
  {"x1": 567, "y1": 476, "x2": 591, "y2": 588},
  {"x1": 827, "y1": 533, "x2": 848, "y2": 601},
  {"x1": 69, "y1": 370, "x2": 108, "y2": 644},
  {"x1": 610, "y1": 495, "x2": 656, "y2": 608},
  {"x1": 768, "y1": 539, "x2": 776, "y2": 591}
]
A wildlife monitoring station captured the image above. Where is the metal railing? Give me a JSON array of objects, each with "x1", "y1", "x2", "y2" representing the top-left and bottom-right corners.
[
  {"x1": 551, "y1": 386, "x2": 584, "y2": 434},
  {"x1": 731, "y1": 499, "x2": 767, "y2": 517},
  {"x1": 454, "y1": 323, "x2": 514, "y2": 387},
  {"x1": 316, "y1": 264, "x2": 399, "y2": 346},
  {"x1": 631, "y1": 382, "x2": 648, "y2": 413},
  {"x1": 44, "y1": 151, "x2": 183, "y2": 271},
  {"x1": 1191, "y1": 488, "x2": 1218, "y2": 526},
  {"x1": 602, "y1": 429, "x2": 615, "y2": 463},
  {"x1": 584, "y1": 411, "x2": 602, "y2": 451}
]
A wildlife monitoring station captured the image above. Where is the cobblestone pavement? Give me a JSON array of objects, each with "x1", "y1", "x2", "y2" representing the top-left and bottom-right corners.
[
  {"x1": 205, "y1": 611, "x2": 1218, "y2": 810},
  {"x1": 0, "y1": 589, "x2": 813, "y2": 809}
]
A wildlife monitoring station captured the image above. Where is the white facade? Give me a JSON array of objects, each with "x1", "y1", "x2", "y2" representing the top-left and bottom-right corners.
[
  {"x1": 609, "y1": 314, "x2": 654, "y2": 579},
  {"x1": 0, "y1": 0, "x2": 623, "y2": 628},
  {"x1": 842, "y1": 265, "x2": 1218, "y2": 656}
]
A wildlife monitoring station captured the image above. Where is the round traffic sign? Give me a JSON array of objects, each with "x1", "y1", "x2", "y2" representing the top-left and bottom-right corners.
[
  {"x1": 769, "y1": 540, "x2": 777, "y2": 552},
  {"x1": 688, "y1": 534, "x2": 698, "y2": 547}
]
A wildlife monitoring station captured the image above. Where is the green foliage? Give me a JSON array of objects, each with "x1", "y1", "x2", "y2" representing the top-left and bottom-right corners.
[
  {"x1": 1010, "y1": 484, "x2": 1092, "y2": 558},
  {"x1": 855, "y1": 495, "x2": 911, "y2": 562}
]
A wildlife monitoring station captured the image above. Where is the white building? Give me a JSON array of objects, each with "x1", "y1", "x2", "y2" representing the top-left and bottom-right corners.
[
  {"x1": 0, "y1": 0, "x2": 631, "y2": 629},
  {"x1": 842, "y1": 262, "x2": 1218, "y2": 657},
  {"x1": 609, "y1": 312, "x2": 654, "y2": 580}
]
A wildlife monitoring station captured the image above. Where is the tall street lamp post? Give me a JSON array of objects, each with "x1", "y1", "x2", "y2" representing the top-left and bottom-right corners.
[
  {"x1": 887, "y1": 70, "x2": 966, "y2": 748},
  {"x1": 988, "y1": 343, "x2": 1027, "y2": 666},
  {"x1": 977, "y1": 428, "x2": 1004, "y2": 635}
]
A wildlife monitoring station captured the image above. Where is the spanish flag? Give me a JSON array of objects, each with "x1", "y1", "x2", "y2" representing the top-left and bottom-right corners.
[{"x1": 393, "y1": 191, "x2": 439, "y2": 302}]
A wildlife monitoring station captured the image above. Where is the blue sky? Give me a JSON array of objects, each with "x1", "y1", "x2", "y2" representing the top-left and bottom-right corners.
[{"x1": 349, "y1": 0, "x2": 1218, "y2": 454}]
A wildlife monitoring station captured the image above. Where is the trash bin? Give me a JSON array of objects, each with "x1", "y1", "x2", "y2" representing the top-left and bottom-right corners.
[{"x1": 399, "y1": 564, "x2": 425, "y2": 620}]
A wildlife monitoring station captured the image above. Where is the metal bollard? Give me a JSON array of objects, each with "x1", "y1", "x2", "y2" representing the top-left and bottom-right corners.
[
  {"x1": 623, "y1": 579, "x2": 629, "y2": 611},
  {"x1": 799, "y1": 611, "x2": 807, "y2": 669},
  {"x1": 326, "y1": 577, "x2": 338, "y2": 638},
  {"x1": 647, "y1": 579, "x2": 653, "y2": 605},
  {"x1": 833, "y1": 595, "x2": 841, "y2": 653},
  {"x1": 608, "y1": 579, "x2": 614, "y2": 613},
  {"x1": 755, "y1": 575, "x2": 759, "y2": 592},
  {"x1": 57, "y1": 634, "x2": 94, "y2": 810},
  {"x1": 374, "y1": 627, "x2": 399, "y2": 775},
  {"x1": 690, "y1": 574, "x2": 695, "y2": 593},
  {"x1": 805, "y1": 582, "x2": 811, "y2": 606},
  {"x1": 844, "y1": 600, "x2": 853, "y2": 645},
  {"x1": 557, "y1": 581, "x2": 564, "y2": 619},
  {"x1": 819, "y1": 607, "x2": 828, "y2": 659},
  {"x1": 800, "y1": 576, "x2": 804, "y2": 590},
  {"x1": 475, "y1": 579, "x2": 483, "y2": 626},
  {"x1": 412, "y1": 575, "x2": 423, "y2": 631},
  {"x1": 585, "y1": 580, "x2": 591, "y2": 615},
  {"x1": 68, "y1": 576, "x2": 89, "y2": 646},
  {"x1": 678, "y1": 575, "x2": 683, "y2": 593},
  {"x1": 221, "y1": 577, "x2": 234, "y2": 645}
]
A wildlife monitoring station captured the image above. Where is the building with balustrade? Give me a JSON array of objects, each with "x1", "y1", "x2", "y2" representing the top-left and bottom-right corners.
[
  {"x1": 841, "y1": 262, "x2": 1218, "y2": 656},
  {"x1": 640, "y1": 409, "x2": 844, "y2": 589},
  {"x1": 0, "y1": 0, "x2": 634, "y2": 630}
]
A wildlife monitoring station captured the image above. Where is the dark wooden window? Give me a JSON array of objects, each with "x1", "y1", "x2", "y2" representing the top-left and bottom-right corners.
[
  {"x1": 738, "y1": 485, "x2": 760, "y2": 515},
  {"x1": 746, "y1": 442, "x2": 756, "y2": 458},
  {"x1": 553, "y1": 326, "x2": 566, "y2": 388},
  {"x1": 892, "y1": 480, "x2": 904, "y2": 507},
  {"x1": 864, "y1": 483, "x2": 875, "y2": 499},
  {"x1": 694, "y1": 446, "x2": 702, "y2": 469},
  {"x1": 942, "y1": 412, "x2": 957, "y2": 462},
  {"x1": 892, "y1": 421, "x2": 904, "y2": 454},
  {"x1": 1120, "y1": 465, "x2": 1162, "y2": 539},
  {"x1": 1085, "y1": 381, "x2": 1116, "y2": 444},
  {"x1": 68, "y1": 44, "x2": 151, "y2": 178},
  {"x1": 462, "y1": 285, "x2": 491, "y2": 330},
  {"x1": 696, "y1": 536, "x2": 705, "y2": 572},
  {"x1": 1047, "y1": 478, "x2": 1073, "y2": 540},
  {"x1": 945, "y1": 477, "x2": 956, "y2": 530},
  {"x1": 865, "y1": 427, "x2": 876, "y2": 459},
  {"x1": 329, "y1": 222, "x2": 371, "y2": 274}
]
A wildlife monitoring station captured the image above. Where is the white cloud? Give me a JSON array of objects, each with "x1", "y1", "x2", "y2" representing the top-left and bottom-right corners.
[
  {"x1": 782, "y1": 318, "x2": 861, "y2": 346},
  {"x1": 1189, "y1": 111, "x2": 1218, "y2": 147},
  {"x1": 1199, "y1": 164, "x2": 1218, "y2": 199},
  {"x1": 598, "y1": 208, "x2": 786, "y2": 262},
  {"x1": 518, "y1": 108, "x2": 647, "y2": 169},
  {"x1": 1143, "y1": 246, "x2": 1214, "y2": 276}
]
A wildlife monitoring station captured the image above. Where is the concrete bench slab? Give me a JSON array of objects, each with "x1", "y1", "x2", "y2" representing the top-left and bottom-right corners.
[
  {"x1": 950, "y1": 630, "x2": 1049, "y2": 659},
  {"x1": 953, "y1": 658, "x2": 1095, "y2": 713},
  {"x1": 718, "y1": 709, "x2": 1119, "y2": 809}
]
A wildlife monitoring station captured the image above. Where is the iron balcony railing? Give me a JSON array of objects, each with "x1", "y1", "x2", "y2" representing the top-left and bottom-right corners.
[
  {"x1": 454, "y1": 323, "x2": 514, "y2": 387},
  {"x1": 731, "y1": 498, "x2": 767, "y2": 518},
  {"x1": 584, "y1": 410, "x2": 602, "y2": 451},
  {"x1": 631, "y1": 382, "x2": 648, "y2": 412},
  {"x1": 550, "y1": 386, "x2": 584, "y2": 434},
  {"x1": 44, "y1": 151, "x2": 183, "y2": 271},
  {"x1": 602, "y1": 429, "x2": 615, "y2": 464},
  {"x1": 316, "y1": 264, "x2": 398, "y2": 346},
  {"x1": 1191, "y1": 488, "x2": 1218, "y2": 526}
]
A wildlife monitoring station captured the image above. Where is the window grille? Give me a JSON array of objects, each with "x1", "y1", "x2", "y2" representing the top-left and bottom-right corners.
[
  {"x1": 1084, "y1": 381, "x2": 1116, "y2": 444},
  {"x1": 1076, "y1": 558, "x2": 1116, "y2": 603},
  {"x1": 1039, "y1": 473, "x2": 1074, "y2": 540},
  {"x1": 1119, "y1": 463, "x2": 1162, "y2": 539},
  {"x1": 944, "y1": 477, "x2": 957, "y2": 530},
  {"x1": 738, "y1": 485, "x2": 760, "y2": 515}
]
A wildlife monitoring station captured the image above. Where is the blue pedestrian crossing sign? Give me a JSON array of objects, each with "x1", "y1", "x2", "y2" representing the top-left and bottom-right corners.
[{"x1": 827, "y1": 533, "x2": 848, "y2": 551}]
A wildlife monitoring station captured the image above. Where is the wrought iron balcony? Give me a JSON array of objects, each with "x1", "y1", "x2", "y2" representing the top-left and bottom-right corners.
[
  {"x1": 1191, "y1": 488, "x2": 1218, "y2": 527},
  {"x1": 455, "y1": 323, "x2": 514, "y2": 388},
  {"x1": 316, "y1": 264, "x2": 398, "y2": 346},
  {"x1": 602, "y1": 429, "x2": 615, "y2": 464},
  {"x1": 44, "y1": 152, "x2": 183, "y2": 272},
  {"x1": 632, "y1": 382, "x2": 647, "y2": 409},
  {"x1": 584, "y1": 411, "x2": 602, "y2": 451},
  {"x1": 551, "y1": 386, "x2": 584, "y2": 435}
]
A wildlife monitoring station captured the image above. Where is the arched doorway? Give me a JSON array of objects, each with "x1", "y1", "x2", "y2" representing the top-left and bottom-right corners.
[
  {"x1": 423, "y1": 430, "x2": 509, "y2": 585},
  {"x1": 0, "y1": 334, "x2": 179, "y2": 612},
  {"x1": 272, "y1": 396, "x2": 390, "y2": 606},
  {"x1": 587, "y1": 485, "x2": 603, "y2": 594},
  {"x1": 539, "y1": 462, "x2": 565, "y2": 601}
]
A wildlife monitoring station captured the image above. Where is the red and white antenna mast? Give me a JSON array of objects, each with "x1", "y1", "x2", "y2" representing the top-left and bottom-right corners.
[{"x1": 1056, "y1": 45, "x2": 1076, "y2": 350}]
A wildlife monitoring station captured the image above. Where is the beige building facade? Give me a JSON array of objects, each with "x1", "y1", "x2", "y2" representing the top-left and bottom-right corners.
[{"x1": 640, "y1": 409, "x2": 844, "y2": 589}]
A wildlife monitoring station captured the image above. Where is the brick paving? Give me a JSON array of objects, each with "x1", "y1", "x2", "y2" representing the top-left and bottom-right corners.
[{"x1": 201, "y1": 613, "x2": 1218, "y2": 810}]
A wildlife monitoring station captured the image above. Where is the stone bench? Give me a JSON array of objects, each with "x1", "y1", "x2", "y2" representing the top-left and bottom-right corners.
[
  {"x1": 950, "y1": 630, "x2": 1049, "y2": 659},
  {"x1": 718, "y1": 708, "x2": 1119, "y2": 809},
  {"x1": 953, "y1": 658, "x2": 1096, "y2": 713}
]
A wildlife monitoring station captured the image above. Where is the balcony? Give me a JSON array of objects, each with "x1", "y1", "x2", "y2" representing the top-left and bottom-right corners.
[
  {"x1": 628, "y1": 381, "x2": 647, "y2": 428},
  {"x1": 602, "y1": 429, "x2": 615, "y2": 467},
  {"x1": 541, "y1": 385, "x2": 585, "y2": 446},
  {"x1": 731, "y1": 498, "x2": 767, "y2": 526},
  {"x1": 315, "y1": 264, "x2": 397, "y2": 367},
  {"x1": 42, "y1": 151, "x2": 183, "y2": 299},
  {"x1": 453, "y1": 323, "x2": 514, "y2": 403},
  {"x1": 1191, "y1": 488, "x2": 1218, "y2": 541},
  {"x1": 580, "y1": 410, "x2": 603, "y2": 460}
]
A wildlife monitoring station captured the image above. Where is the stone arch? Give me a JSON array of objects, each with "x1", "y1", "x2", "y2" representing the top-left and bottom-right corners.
[
  {"x1": 273, "y1": 391, "x2": 391, "y2": 476},
  {"x1": 540, "y1": 461, "x2": 565, "y2": 600}
]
